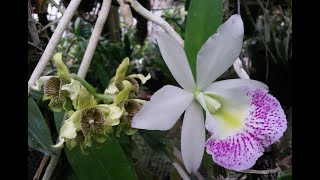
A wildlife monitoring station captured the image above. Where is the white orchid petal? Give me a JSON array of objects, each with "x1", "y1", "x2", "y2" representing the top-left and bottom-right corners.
[
  {"x1": 132, "y1": 85, "x2": 194, "y2": 130},
  {"x1": 157, "y1": 32, "x2": 196, "y2": 91},
  {"x1": 181, "y1": 100, "x2": 205, "y2": 173},
  {"x1": 196, "y1": 14, "x2": 244, "y2": 89},
  {"x1": 204, "y1": 79, "x2": 268, "y2": 93}
]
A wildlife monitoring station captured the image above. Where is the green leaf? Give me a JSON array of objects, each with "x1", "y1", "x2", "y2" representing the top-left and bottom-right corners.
[
  {"x1": 138, "y1": 130, "x2": 174, "y2": 162},
  {"x1": 54, "y1": 111, "x2": 65, "y2": 131},
  {"x1": 64, "y1": 137, "x2": 137, "y2": 180},
  {"x1": 28, "y1": 97, "x2": 56, "y2": 155},
  {"x1": 278, "y1": 172, "x2": 292, "y2": 180},
  {"x1": 54, "y1": 112, "x2": 137, "y2": 180},
  {"x1": 184, "y1": 0, "x2": 222, "y2": 76}
]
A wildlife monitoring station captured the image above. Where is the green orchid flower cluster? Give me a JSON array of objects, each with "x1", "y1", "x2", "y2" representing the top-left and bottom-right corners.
[{"x1": 31, "y1": 53, "x2": 150, "y2": 153}]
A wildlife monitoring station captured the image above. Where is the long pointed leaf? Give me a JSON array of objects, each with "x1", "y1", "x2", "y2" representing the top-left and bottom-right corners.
[
  {"x1": 28, "y1": 97, "x2": 56, "y2": 155},
  {"x1": 185, "y1": 0, "x2": 223, "y2": 76}
]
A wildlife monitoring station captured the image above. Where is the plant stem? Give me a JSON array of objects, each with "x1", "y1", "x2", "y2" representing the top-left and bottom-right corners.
[
  {"x1": 70, "y1": 74, "x2": 97, "y2": 94},
  {"x1": 33, "y1": 155, "x2": 50, "y2": 180},
  {"x1": 95, "y1": 93, "x2": 114, "y2": 103},
  {"x1": 124, "y1": 0, "x2": 183, "y2": 45},
  {"x1": 42, "y1": 149, "x2": 61, "y2": 180},
  {"x1": 28, "y1": 0, "x2": 41, "y2": 47},
  {"x1": 172, "y1": 162, "x2": 191, "y2": 180}
]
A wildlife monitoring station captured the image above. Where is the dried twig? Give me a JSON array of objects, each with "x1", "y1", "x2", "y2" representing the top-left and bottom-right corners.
[
  {"x1": 33, "y1": 155, "x2": 50, "y2": 180},
  {"x1": 239, "y1": 167, "x2": 280, "y2": 175},
  {"x1": 117, "y1": 0, "x2": 133, "y2": 28},
  {"x1": 39, "y1": 18, "x2": 61, "y2": 33},
  {"x1": 242, "y1": 0, "x2": 277, "y2": 63},
  {"x1": 28, "y1": 0, "x2": 41, "y2": 47},
  {"x1": 28, "y1": 41, "x2": 44, "y2": 52},
  {"x1": 42, "y1": 149, "x2": 62, "y2": 180}
]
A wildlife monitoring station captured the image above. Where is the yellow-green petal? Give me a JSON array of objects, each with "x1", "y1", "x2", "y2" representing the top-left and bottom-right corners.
[
  {"x1": 114, "y1": 80, "x2": 133, "y2": 105},
  {"x1": 104, "y1": 82, "x2": 119, "y2": 94},
  {"x1": 97, "y1": 104, "x2": 124, "y2": 126},
  {"x1": 114, "y1": 57, "x2": 130, "y2": 83},
  {"x1": 65, "y1": 139, "x2": 77, "y2": 150},
  {"x1": 53, "y1": 52, "x2": 71, "y2": 81},
  {"x1": 76, "y1": 85, "x2": 97, "y2": 110},
  {"x1": 61, "y1": 79, "x2": 82, "y2": 109},
  {"x1": 128, "y1": 73, "x2": 151, "y2": 84},
  {"x1": 66, "y1": 110, "x2": 82, "y2": 128}
]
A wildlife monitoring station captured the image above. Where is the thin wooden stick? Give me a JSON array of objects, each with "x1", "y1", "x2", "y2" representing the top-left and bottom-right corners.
[
  {"x1": 28, "y1": 0, "x2": 82, "y2": 88},
  {"x1": 33, "y1": 155, "x2": 50, "y2": 180},
  {"x1": 77, "y1": 0, "x2": 112, "y2": 78}
]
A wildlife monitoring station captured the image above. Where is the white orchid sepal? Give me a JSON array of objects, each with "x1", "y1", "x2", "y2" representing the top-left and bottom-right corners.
[{"x1": 131, "y1": 14, "x2": 287, "y2": 173}]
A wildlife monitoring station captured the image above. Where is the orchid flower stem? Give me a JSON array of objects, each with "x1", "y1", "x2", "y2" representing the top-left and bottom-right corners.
[
  {"x1": 70, "y1": 74, "x2": 97, "y2": 94},
  {"x1": 95, "y1": 93, "x2": 114, "y2": 103},
  {"x1": 174, "y1": 147, "x2": 204, "y2": 179},
  {"x1": 42, "y1": 151, "x2": 61, "y2": 180},
  {"x1": 172, "y1": 162, "x2": 191, "y2": 180}
]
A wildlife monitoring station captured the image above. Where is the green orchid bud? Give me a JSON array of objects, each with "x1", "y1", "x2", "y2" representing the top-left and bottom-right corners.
[
  {"x1": 53, "y1": 52, "x2": 71, "y2": 82},
  {"x1": 114, "y1": 57, "x2": 130, "y2": 83}
]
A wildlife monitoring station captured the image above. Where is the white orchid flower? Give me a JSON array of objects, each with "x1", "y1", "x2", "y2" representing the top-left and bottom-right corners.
[{"x1": 131, "y1": 14, "x2": 287, "y2": 173}]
